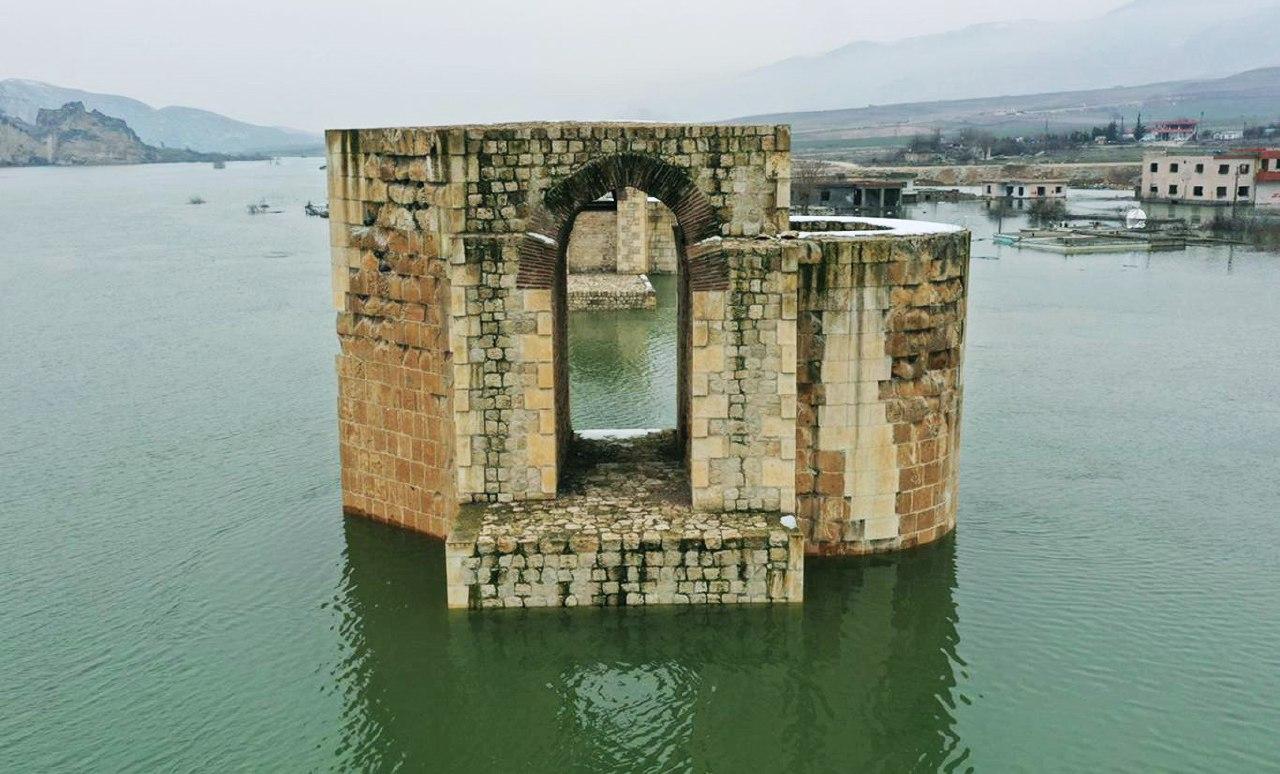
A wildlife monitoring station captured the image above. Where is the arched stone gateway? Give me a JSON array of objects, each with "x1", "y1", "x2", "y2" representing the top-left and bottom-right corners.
[
  {"x1": 326, "y1": 123, "x2": 970, "y2": 609},
  {"x1": 515, "y1": 152, "x2": 726, "y2": 291}
]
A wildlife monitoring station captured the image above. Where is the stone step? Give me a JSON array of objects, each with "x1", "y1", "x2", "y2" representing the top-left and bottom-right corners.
[{"x1": 446, "y1": 508, "x2": 804, "y2": 609}]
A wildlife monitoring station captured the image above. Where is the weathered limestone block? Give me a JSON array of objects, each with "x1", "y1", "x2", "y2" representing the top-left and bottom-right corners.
[
  {"x1": 447, "y1": 505, "x2": 803, "y2": 609},
  {"x1": 792, "y1": 218, "x2": 969, "y2": 555}
]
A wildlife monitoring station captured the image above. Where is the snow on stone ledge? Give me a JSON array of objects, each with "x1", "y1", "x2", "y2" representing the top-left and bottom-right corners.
[
  {"x1": 789, "y1": 215, "x2": 965, "y2": 238},
  {"x1": 578, "y1": 429, "x2": 665, "y2": 440}
]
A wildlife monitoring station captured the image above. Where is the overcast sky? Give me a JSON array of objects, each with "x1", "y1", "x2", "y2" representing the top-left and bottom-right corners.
[{"x1": 1, "y1": 0, "x2": 1133, "y2": 130}]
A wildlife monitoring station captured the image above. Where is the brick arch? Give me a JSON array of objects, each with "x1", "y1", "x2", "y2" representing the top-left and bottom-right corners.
[{"x1": 515, "y1": 152, "x2": 728, "y2": 290}]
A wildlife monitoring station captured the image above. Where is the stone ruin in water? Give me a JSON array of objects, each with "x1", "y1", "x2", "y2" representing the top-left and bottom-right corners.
[{"x1": 325, "y1": 122, "x2": 970, "y2": 609}]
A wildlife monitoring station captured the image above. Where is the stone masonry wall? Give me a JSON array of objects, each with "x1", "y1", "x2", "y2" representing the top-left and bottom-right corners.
[
  {"x1": 647, "y1": 201, "x2": 679, "y2": 274},
  {"x1": 450, "y1": 124, "x2": 790, "y2": 507},
  {"x1": 447, "y1": 509, "x2": 804, "y2": 608},
  {"x1": 327, "y1": 131, "x2": 458, "y2": 537},
  {"x1": 566, "y1": 274, "x2": 656, "y2": 311},
  {"x1": 614, "y1": 187, "x2": 648, "y2": 274},
  {"x1": 328, "y1": 123, "x2": 790, "y2": 514},
  {"x1": 562, "y1": 191, "x2": 678, "y2": 275},
  {"x1": 689, "y1": 240, "x2": 797, "y2": 514},
  {"x1": 326, "y1": 123, "x2": 970, "y2": 573},
  {"x1": 794, "y1": 226, "x2": 969, "y2": 554},
  {"x1": 564, "y1": 208, "x2": 617, "y2": 273}
]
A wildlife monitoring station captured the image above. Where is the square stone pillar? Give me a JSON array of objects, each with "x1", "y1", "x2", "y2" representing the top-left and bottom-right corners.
[
  {"x1": 615, "y1": 187, "x2": 649, "y2": 274},
  {"x1": 688, "y1": 240, "x2": 796, "y2": 515}
]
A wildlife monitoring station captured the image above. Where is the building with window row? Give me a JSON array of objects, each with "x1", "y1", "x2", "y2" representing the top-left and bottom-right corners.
[
  {"x1": 1255, "y1": 150, "x2": 1280, "y2": 209},
  {"x1": 980, "y1": 180, "x2": 1067, "y2": 200},
  {"x1": 1139, "y1": 150, "x2": 1280, "y2": 206}
]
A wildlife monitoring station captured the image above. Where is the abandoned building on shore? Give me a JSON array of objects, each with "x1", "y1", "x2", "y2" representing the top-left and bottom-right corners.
[{"x1": 326, "y1": 122, "x2": 971, "y2": 609}]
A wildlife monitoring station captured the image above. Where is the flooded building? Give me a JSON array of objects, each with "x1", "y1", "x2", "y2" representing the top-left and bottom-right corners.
[
  {"x1": 1141, "y1": 150, "x2": 1260, "y2": 205},
  {"x1": 808, "y1": 173, "x2": 911, "y2": 211},
  {"x1": 981, "y1": 180, "x2": 1067, "y2": 200}
]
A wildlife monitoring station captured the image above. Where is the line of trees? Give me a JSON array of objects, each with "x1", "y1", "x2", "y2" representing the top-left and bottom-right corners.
[{"x1": 899, "y1": 116, "x2": 1151, "y2": 163}]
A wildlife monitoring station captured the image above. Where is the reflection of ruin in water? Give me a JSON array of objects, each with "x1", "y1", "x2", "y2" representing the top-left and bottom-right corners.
[{"x1": 330, "y1": 518, "x2": 967, "y2": 771}]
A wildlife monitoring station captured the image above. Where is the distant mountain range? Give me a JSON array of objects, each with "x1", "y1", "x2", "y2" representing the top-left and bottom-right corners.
[
  {"x1": 733, "y1": 67, "x2": 1280, "y2": 147},
  {"x1": 0, "y1": 102, "x2": 236, "y2": 166},
  {"x1": 0, "y1": 79, "x2": 321, "y2": 155},
  {"x1": 672, "y1": 0, "x2": 1280, "y2": 121}
]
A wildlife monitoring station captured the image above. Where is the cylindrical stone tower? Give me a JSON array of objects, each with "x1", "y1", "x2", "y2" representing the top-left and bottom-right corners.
[{"x1": 790, "y1": 217, "x2": 969, "y2": 555}]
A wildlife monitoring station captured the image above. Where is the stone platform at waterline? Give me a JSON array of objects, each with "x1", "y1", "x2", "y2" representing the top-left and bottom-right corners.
[
  {"x1": 567, "y1": 272, "x2": 656, "y2": 310},
  {"x1": 326, "y1": 122, "x2": 971, "y2": 610},
  {"x1": 446, "y1": 432, "x2": 804, "y2": 609}
]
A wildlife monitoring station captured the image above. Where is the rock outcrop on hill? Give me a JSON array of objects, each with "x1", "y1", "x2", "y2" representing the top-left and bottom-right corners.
[
  {"x1": 0, "y1": 102, "x2": 230, "y2": 166},
  {"x1": 0, "y1": 79, "x2": 321, "y2": 155}
]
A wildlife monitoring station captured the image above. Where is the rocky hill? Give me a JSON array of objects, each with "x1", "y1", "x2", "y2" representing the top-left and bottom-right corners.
[
  {"x1": 0, "y1": 79, "x2": 321, "y2": 155},
  {"x1": 0, "y1": 102, "x2": 231, "y2": 166}
]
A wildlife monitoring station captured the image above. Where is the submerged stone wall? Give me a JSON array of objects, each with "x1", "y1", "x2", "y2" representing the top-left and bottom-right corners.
[
  {"x1": 325, "y1": 122, "x2": 971, "y2": 607},
  {"x1": 566, "y1": 273, "x2": 656, "y2": 310},
  {"x1": 792, "y1": 218, "x2": 968, "y2": 555},
  {"x1": 447, "y1": 510, "x2": 804, "y2": 608},
  {"x1": 329, "y1": 144, "x2": 457, "y2": 536}
]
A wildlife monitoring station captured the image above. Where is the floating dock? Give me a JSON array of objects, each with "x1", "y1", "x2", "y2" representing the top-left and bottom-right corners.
[{"x1": 993, "y1": 226, "x2": 1240, "y2": 254}]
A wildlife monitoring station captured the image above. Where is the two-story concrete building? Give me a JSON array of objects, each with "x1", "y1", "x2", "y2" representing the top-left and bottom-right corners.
[
  {"x1": 1141, "y1": 151, "x2": 1262, "y2": 205},
  {"x1": 1145, "y1": 119, "x2": 1198, "y2": 145}
]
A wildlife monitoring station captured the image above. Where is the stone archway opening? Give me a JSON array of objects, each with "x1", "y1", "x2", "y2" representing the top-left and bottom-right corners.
[
  {"x1": 560, "y1": 188, "x2": 684, "y2": 430},
  {"x1": 553, "y1": 188, "x2": 697, "y2": 503}
]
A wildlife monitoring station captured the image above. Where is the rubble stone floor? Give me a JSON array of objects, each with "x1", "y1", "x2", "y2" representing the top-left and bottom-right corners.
[
  {"x1": 446, "y1": 431, "x2": 804, "y2": 609},
  {"x1": 566, "y1": 273, "x2": 656, "y2": 310}
]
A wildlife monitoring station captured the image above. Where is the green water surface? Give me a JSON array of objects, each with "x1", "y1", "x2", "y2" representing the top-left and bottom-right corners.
[{"x1": 1, "y1": 160, "x2": 1278, "y2": 772}]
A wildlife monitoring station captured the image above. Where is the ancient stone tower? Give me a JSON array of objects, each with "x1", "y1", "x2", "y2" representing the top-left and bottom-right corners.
[{"x1": 326, "y1": 123, "x2": 969, "y2": 609}]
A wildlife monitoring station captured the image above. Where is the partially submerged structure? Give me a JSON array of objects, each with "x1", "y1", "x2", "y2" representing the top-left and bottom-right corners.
[
  {"x1": 981, "y1": 179, "x2": 1067, "y2": 200},
  {"x1": 797, "y1": 175, "x2": 912, "y2": 213},
  {"x1": 1141, "y1": 151, "x2": 1259, "y2": 205},
  {"x1": 326, "y1": 122, "x2": 970, "y2": 609}
]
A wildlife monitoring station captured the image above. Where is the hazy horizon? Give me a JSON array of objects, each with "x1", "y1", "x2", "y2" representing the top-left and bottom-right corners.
[{"x1": 1, "y1": 0, "x2": 1139, "y2": 131}]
